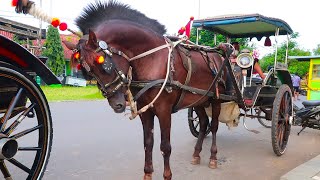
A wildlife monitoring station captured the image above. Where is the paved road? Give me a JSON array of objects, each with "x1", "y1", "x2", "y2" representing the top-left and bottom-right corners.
[{"x1": 10, "y1": 98, "x2": 320, "y2": 180}]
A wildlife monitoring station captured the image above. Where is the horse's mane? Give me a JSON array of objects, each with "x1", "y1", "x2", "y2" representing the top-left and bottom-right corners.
[{"x1": 75, "y1": 0, "x2": 167, "y2": 35}]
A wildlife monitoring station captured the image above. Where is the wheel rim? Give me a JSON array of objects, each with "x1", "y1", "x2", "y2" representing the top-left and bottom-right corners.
[
  {"x1": 188, "y1": 108, "x2": 200, "y2": 136},
  {"x1": 275, "y1": 90, "x2": 292, "y2": 152},
  {"x1": 0, "y1": 69, "x2": 52, "y2": 180},
  {"x1": 256, "y1": 108, "x2": 271, "y2": 128},
  {"x1": 188, "y1": 108, "x2": 211, "y2": 138}
]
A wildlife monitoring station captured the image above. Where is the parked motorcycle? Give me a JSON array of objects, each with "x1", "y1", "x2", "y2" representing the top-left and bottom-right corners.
[{"x1": 293, "y1": 100, "x2": 320, "y2": 135}]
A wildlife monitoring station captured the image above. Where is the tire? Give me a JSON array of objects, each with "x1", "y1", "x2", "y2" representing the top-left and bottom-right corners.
[
  {"x1": 271, "y1": 84, "x2": 292, "y2": 156},
  {"x1": 256, "y1": 108, "x2": 271, "y2": 128},
  {"x1": 187, "y1": 107, "x2": 211, "y2": 138},
  {"x1": 0, "y1": 63, "x2": 53, "y2": 180}
]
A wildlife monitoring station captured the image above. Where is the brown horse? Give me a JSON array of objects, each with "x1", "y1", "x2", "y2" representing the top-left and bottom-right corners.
[{"x1": 64, "y1": 1, "x2": 232, "y2": 179}]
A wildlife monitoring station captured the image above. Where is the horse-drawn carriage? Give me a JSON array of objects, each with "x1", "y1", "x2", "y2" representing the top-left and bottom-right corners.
[
  {"x1": 0, "y1": 34, "x2": 59, "y2": 179},
  {"x1": 188, "y1": 14, "x2": 294, "y2": 156},
  {"x1": 2, "y1": 0, "x2": 296, "y2": 179}
]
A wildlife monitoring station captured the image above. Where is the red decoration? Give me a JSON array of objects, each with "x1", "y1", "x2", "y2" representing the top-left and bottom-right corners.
[
  {"x1": 59, "y1": 22, "x2": 68, "y2": 31},
  {"x1": 51, "y1": 18, "x2": 60, "y2": 28},
  {"x1": 73, "y1": 52, "x2": 80, "y2": 60},
  {"x1": 264, "y1": 36, "x2": 271, "y2": 46},
  {"x1": 178, "y1": 27, "x2": 186, "y2": 35},
  {"x1": 177, "y1": 16, "x2": 194, "y2": 38},
  {"x1": 96, "y1": 55, "x2": 105, "y2": 64},
  {"x1": 185, "y1": 16, "x2": 194, "y2": 38},
  {"x1": 76, "y1": 64, "x2": 82, "y2": 70},
  {"x1": 11, "y1": 0, "x2": 18, "y2": 7}
]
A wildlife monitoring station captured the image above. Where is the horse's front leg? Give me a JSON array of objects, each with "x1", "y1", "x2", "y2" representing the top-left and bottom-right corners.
[
  {"x1": 209, "y1": 102, "x2": 221, "y2": 169},
  {"x1": 140, "y1": 110, "x2": 155, "y2": 180},
  {"x1": 191, "y1": 106, "x2": 210, "y2": 165},
  {"x1": 157, "y1": 109, "x2": 172, "y2": 180}
]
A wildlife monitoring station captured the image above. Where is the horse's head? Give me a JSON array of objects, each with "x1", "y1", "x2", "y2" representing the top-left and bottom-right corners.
[{"x1": 65, "y1": 30, "x2": 130, "y2": 113}]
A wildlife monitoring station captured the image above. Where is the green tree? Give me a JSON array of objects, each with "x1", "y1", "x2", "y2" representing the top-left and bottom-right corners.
[
  {"x1": 189, "y1": 28, "x2": 249, "y2": 47},
  {"x1": 313, "y1": 44, "x2": 320, "y2": 55},
  {"x1": 42, "y1": 25, "x2": 65, "y2": 76},
  {"x1": 259, "y1": 32, "x2": 311, "y2": 77}
]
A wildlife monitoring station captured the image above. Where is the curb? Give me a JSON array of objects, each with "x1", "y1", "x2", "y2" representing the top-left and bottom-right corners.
[{"x1": 281, "y1": 154, "x2": 320, "y2": 180}]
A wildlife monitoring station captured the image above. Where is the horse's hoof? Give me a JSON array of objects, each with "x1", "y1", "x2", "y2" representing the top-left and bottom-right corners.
[
  {"x1": 208, "y1": 159, "x2": 217, "y2": 169},
  {"x1": 143, "y1": 173, "x2": 152, "y2": 180},
  {"x1": 191, "y1": 156, "x2": 201, "y2": 165}
]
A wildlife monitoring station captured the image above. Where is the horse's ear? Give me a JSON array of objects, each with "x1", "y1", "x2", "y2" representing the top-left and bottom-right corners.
[
  {"x1": 87, "y1": 29, "x2": 97, "y2": 47},
  {"x1": 62, "y1": 40, "x2": 76, "y2": 50}
]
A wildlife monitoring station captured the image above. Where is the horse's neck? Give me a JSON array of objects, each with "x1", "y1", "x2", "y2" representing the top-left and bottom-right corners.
[
  {"x1": 98, "y1": 21, "x2": 167, "y2": 80},
  {"x1": 98, "y1": 22, "x2": 165, "y2": 56}
]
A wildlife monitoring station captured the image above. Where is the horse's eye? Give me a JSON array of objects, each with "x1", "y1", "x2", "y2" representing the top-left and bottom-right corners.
[{"x1": 73, "y1": 52, "x2": 80, "y2": 60}]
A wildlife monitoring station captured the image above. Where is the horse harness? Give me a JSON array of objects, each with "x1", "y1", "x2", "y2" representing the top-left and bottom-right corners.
[{"x1": 75, "y1": 35, "x2": 233, "y2": 118}]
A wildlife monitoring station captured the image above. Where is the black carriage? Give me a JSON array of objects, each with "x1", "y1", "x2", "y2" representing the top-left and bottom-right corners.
[
  {"x1": 0, "y1": 34, "x2": 60, "y2": 179},
  {"x1": 188, "y1": 14, "x2": 294, "y2": 156}
]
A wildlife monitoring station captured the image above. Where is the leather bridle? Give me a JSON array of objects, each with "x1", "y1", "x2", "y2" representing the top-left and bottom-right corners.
[{"x1": 74, "y1": 36, "x2": 172, "y2": 99}]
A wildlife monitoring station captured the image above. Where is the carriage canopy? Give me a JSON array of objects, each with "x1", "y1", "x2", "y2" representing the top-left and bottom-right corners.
[{"x1": 192, "y1": 13, "x2": 293, "y2": 39}]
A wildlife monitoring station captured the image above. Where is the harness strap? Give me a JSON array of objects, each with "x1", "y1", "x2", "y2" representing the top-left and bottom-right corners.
[
  {"x1": 129, "y1": 43, "x2": 171, "y2": 61},
  {"x1": 172, "y1": 47, "x2": 193, "y2": 112},
  {"x1": 109, "y1": 47, "x2": 130, "y2": 60},
  {"x1": 129, "y1": 36, "x2": 187, "y2": 62},
  {"x1": 130, "y1": 79, "x2": 237, "y2": 101},
  {"x1": 133, "y1": 79, "x2": 166, "y2": 101}
]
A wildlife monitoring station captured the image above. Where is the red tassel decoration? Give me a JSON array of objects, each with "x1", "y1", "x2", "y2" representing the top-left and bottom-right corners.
[
  {"x1": 51, "y1": 18, "x2": 60, "y2": 28},
  {"x1": 264, "y1": 36, "x2": 271, "y2": 46},
  {"x1": 59, "y1": 22, "x2": 68, "y2": 31},
  {"x1": 76, "y1": 64, "x2": 82, "y2": 70},
  {"x1": 178, "y1": 27, "x2": 186, "y2": 35},
  {"x1": 11, "y1": 0, "x2": 19, "y2": 6}
]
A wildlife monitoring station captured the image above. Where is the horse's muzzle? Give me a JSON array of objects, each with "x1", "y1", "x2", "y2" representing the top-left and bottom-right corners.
[{"x1": 112, "y1": 103, "x2": 126, "y2": 113}]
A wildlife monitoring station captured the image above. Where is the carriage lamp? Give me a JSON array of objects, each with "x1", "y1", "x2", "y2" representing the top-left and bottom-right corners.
[
  {"x1": 96, "y1": 55, "x2": 105, "y2": 64},
  {"x1": 236, "y1": 53, "x2": 254, "y2": 69}
]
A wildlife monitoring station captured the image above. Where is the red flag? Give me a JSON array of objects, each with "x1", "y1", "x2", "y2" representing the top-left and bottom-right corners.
[
  {"x1": 185, "y1": 16, "x2": 194, "y2": 38},
  {"x1": 177, "y1": 16, "x2": 194, "y2": 38}
]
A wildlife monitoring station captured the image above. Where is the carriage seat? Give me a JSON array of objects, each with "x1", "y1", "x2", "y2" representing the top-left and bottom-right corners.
[{"x1": 302, "y1": 100, "x2": 320, "y2": 108}]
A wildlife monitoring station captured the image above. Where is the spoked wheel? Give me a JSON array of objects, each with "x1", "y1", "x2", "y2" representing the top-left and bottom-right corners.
[
  {"x1": 271, "y1": 84, "x2": 293, "y2": 156},
  {"x1": 187, "y1": 107, "x2": 211, "y2": 138},
  {"x1": 256, "y1": 108, "x2": 271, "y2": 128},
  {"x1": 0, "y1": 64, "x2": 53, "y2": 180}
]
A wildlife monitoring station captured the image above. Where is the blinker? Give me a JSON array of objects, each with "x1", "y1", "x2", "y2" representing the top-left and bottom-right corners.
[{"x1": 98, "y1": 41, "x2": 108, "y2": 50}]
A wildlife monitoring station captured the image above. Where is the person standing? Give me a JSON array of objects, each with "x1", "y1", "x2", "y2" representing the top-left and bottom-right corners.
[{"x1": 292, "y1": 74, "x2": 301, "y2": 101}]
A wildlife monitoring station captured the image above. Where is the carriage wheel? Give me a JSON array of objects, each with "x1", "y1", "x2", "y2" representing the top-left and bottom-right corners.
[
  {"x1": 256, "y1": 108, "x2": 271, "y2": 128},
  {"x1": 187, "y1": 107, "x2": 211, "y2": 138},
  {"x1": 271, "y1": 84, "x2": 292, "y2": 156},
  {"x1": 0, "y1": 64, "x2": 53, "y2": 180}
]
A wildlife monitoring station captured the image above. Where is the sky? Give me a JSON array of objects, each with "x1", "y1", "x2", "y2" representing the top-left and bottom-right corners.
[{"x1": 0, "y1": 0, "x2": 318, "y2": 55}]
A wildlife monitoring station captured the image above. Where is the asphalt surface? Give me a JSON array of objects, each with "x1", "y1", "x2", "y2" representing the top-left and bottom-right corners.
[
  {"x1": 46, "y1": 97, "x2": 320, "y2": 180},
  {"x1": 10, "y1": 97, "x2": 320, "y2": 180}
]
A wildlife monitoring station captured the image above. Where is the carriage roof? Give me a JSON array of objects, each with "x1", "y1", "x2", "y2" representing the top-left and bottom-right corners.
[{"x1": 192, "y1": 13, "x2": 293, "y2": 39}]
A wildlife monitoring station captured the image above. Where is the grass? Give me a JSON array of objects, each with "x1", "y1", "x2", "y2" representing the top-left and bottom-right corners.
[{"x1": 40, "y1": 85, "x2": 104, "y2": 102}]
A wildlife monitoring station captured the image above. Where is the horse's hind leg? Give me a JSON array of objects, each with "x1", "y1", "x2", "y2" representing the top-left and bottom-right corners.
[
  {"x1": 209, "y1": 102, "x2": 221, "y2": 169},
  {"x1": 157, "y1": 109, "x2": 173, "y2": 180},
  {"x1": 191, "y1": 106, "x2": 210, "y2": 165},
  {"x1": 140, "y1": 110, "x2": 155, "y2": 180}
]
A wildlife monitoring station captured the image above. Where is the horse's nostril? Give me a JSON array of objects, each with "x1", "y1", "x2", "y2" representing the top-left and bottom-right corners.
[{"x1": 116, "y1": 104, "x2": 123, "y2": 109}]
